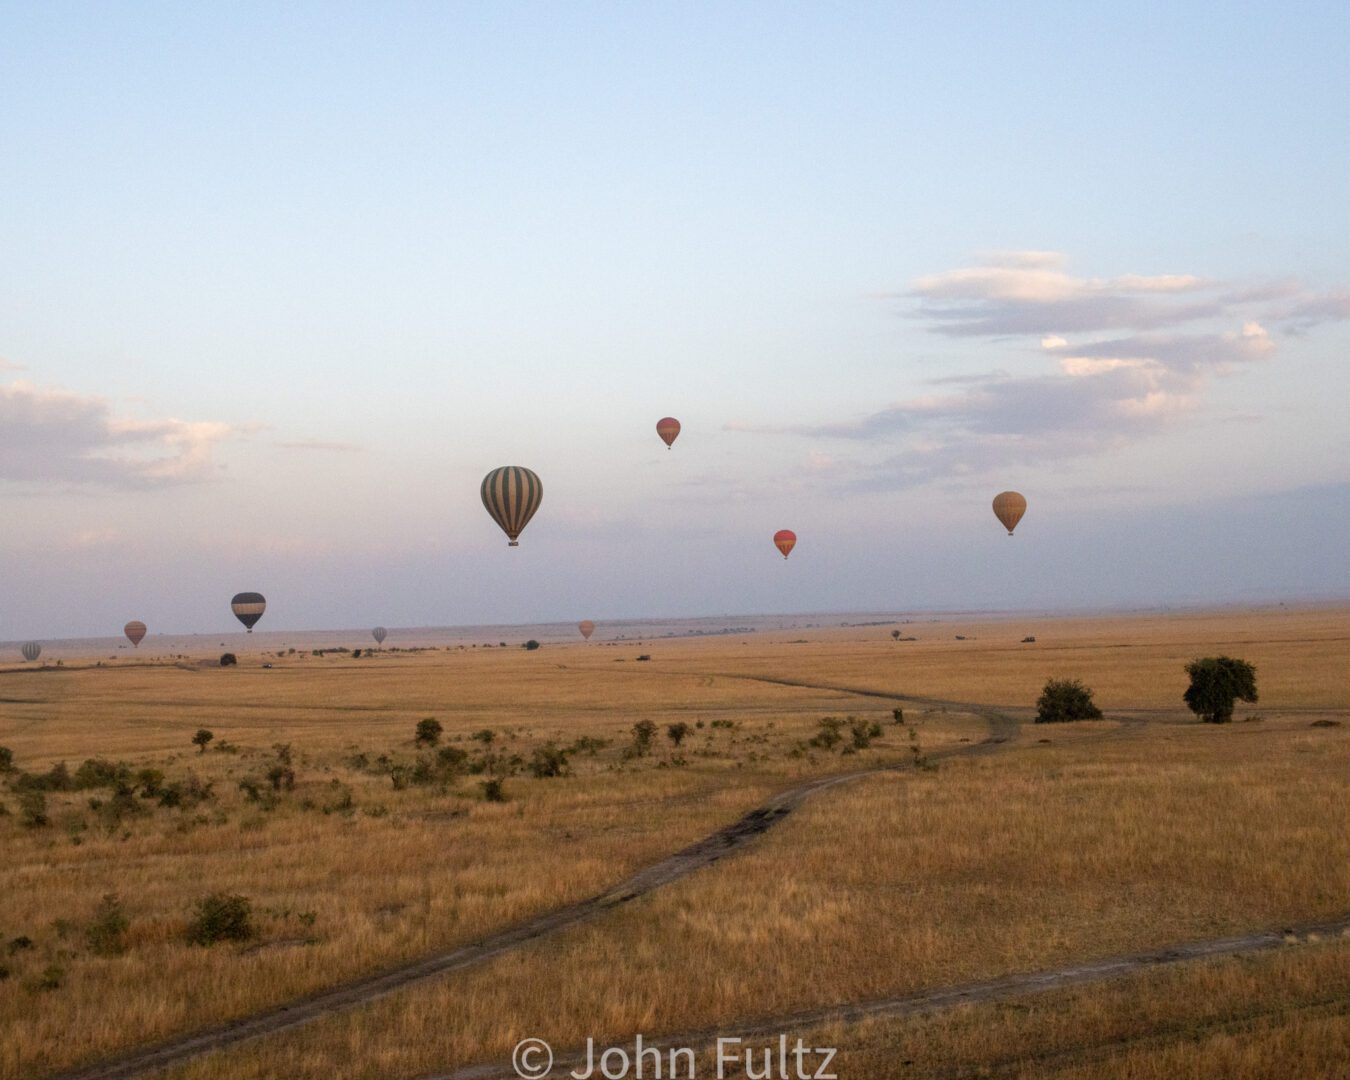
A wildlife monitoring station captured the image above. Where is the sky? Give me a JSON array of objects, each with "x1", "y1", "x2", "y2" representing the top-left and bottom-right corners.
[{"x1": 2, "y1": 1, "x2": 1348, "y2": 638}]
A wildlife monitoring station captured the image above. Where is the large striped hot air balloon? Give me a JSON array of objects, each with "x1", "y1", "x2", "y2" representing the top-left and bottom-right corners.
[
  {"x1": 578, "y1": 620, "x2": 595, "y2": 640},
  {"x1": 21, "y1": 642, "x2": 41, "y2": 662},
  {"x1": 124, "y1": 621, "x2": 147, "y2": 648},
  {"x1": 773, "y1": 530, "x2": 797, "y2": 560},
  {"x1": 481, "y1": 466, "x2": 542, "y2": 547},
  {"x1": 231, "y1": 592, "x2": 267, "y2": 632},
  {"x1": 372, "y1": 626, "x2": 387, "y2": 646},
  {"x1": 992, "y1": 491, "x2": 1027, "y2": 536},
  {"x1": 656, "y1": 417, "x2": 681, "y2": 449}
]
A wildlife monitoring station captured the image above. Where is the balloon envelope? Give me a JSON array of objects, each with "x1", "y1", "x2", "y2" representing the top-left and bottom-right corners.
[
  {"x1": 372, "y1": 626, "x2": 387, "y2": 645},
  {"x1": 231, "y1": 592, "x2": 267, "y2": 632},
  {"x1": 992, "y1": 491, "x2": 1028, "y2": 536},
  {"x1": 124, "y1": 621, "x2": 147, "y2": 647},
  {"x1": 656, "y1": 417, "x2": 681, "y2": 449},
  {"x1": 773, "y1": 529, "x2": 797, "y2": 559},
  {"x1": 578, "y1": 620, "x2": 595, "y2": 640},
  {"x1": 481, "y1": 466, "x2": 543, "y2": 546},
  {"x1": 21, "y1": 642, "x2": 41, "y2": 662}
]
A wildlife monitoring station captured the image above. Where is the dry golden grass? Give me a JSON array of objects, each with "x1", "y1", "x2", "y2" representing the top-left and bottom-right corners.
[
  {"x1": 0, "y1": 643, "x2": 955, "y2": 1077},
  {"x1": 159, "y1": 707, "x2": 1350, "y2": 1079},
  {"x1": 3, "y1": 605, "x2": 1347, "y2": 1079}
]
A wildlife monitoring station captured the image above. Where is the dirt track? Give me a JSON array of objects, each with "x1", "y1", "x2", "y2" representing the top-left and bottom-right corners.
[
  {"x1": 428, "y1": 918, "x2": 1350, "y2": 1080},
  {"x1": 53, "y1": 685, "x2": 1017, "y2": 1080}
]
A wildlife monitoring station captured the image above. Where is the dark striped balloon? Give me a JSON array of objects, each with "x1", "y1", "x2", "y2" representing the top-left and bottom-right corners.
[
  {"x1": 124, "y1": 621, "x2": 147, "y2": 647},
  {"x1": 231, "y1": 592, "x2": 267, "y2": 632},
  {"x1": 21, "y1": 642, "x2": 41, "y2": 662},
  {"x1": 372, "y1": 626, "x2": 387, "y2": 646},
  {"x1": 480, "y1": 466, "x2": 543, "y2": 547}
]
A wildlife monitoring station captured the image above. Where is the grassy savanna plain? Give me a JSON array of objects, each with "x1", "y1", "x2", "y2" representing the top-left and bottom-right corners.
[{"x1": 1, "y1": 605, "x2": 1347, "y2": 1079}]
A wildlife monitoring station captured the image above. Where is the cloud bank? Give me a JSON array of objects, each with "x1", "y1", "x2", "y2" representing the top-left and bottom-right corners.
[
  {"x1": 730, "y1": 252, "x2": 1347, "y2": 488},
  {"x1": 0, "y1": 380, "x2": 240, "y2": 488}
]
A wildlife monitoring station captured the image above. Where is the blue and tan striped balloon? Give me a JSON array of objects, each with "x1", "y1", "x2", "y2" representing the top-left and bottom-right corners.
[
  {"x1": 480, "y1": 466, "x2": 543, "y2": 547},
  {"x1": 21, "y1": 642, "x2": 41, "y2": 662}
]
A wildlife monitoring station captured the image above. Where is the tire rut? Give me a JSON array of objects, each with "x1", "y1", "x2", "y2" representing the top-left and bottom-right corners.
[
  {"x1": 52, "y1": 698, "x2": 1019, "y2": 1080},
  {"x1": 430, "y1": 918, "x2": 1350, "y2": 1080}
]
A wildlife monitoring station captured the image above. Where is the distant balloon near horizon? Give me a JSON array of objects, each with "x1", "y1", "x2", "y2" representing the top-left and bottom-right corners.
[
  {"x1": 656, "y1": 417, "x2": 681, "y2": 449},
  {"x1": 578, "y1": 620, "x2": 595, "y2": 640},
  {"x1": 231, "y1": 592, "x2": 267, "y2": 632},
  {"x1": 124, "y1": 621, "x2": 147, "y2": 648},
  {"x1": 372, "y1": 626, "x2": 387, "y2": 646},
  {"x1": 21, "y1": 642, "x2": 41, "y2": 662},
  {"x1": 481, "y1": 466, "x2": 543, "y2": 546},
  {"x1": 992, "y1": 491, "x2": 1028, "y2": 536},
  {"x1": 773, "y1": 529, "x2": 797, "y2": 560}
]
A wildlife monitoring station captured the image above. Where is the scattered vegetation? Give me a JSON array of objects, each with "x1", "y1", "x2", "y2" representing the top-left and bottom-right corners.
[
  {"x1": 85, "y1": 894, "x2": 129, "y2": 956},
  {"x1": 1035, "y1": 678, "x2": 1104, "y2": 723},
  {"x1": 1184, "y1": 656, "x2": 1258, "y2": 723}
]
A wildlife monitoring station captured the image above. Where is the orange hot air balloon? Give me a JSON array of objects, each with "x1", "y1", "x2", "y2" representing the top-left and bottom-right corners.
[
  {"x1": 992, "y1": 491, "x2": 1028, "y2": 536},
  {"x1": 124, "y1": 621, "x2": 147, "y2": 648},
  {"x1": 578, "y1": 620, "x2": 595, "y2": 640},
  {"x1": 773, "y1": 529, "x2": 797, "y2": 559},
  {"x1": 656, "y1": 417, "x2": 681, "y2": 449}
]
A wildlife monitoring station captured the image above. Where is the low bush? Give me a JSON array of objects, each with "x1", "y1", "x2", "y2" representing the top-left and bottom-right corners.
[
  {"x1": 414, "y1": 718, "x2": 443, "y2": 747},
  {"x1": 1035, "y1": 678, "x2": 1103, "y2": 723},
  {"x1": 186, "y1": 893, "x2": 253, "y2": 946}
]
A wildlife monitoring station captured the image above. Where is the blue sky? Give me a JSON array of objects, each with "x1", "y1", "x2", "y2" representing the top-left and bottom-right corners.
[{"x1": 2, "y1": 2, "x2": 1347, "y2": 636}]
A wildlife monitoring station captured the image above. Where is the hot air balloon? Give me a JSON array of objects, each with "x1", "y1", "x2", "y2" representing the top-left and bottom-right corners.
[
  {"x1": 21, "y1": 642, "x2": 41, "y2": 662},
  {"x1": 578, "y1": 620, "x2": 595, "y2": 640},
  {"x1": 992, "y1": 492, "x2": 1027, "y2": 536},
  {"x1": 372, "y1": 626, "x2": 387, "y2": 646},
  {"x1": 124, "y1": 621, "x2": 147, "y2": 648},
  {"x1": 773, "y1": 530, "x2": 797, "y2": 560},
  {"x1": 481, "y1": 466, "x2": 542, "y2": 546},
  {"x1": 231, "y1": 592, "x2": 267, "y2": 632},
  {"x1": 656, "y1": 417, "x2": 681, "y2": 449}
]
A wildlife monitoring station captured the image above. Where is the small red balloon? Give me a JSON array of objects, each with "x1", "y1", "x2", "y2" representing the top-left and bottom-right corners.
[
  {"x1": 773, "y1": 529, "x2": 797, "y2": 559},
  {"x1": 656, "y1": 417, "x2": 681, "y2": 449}
]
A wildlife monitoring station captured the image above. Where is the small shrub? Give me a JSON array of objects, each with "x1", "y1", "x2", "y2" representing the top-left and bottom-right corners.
[
  {"x1": 414, "y1": 718, "x2": 443, "y2": 747},
  {"x1": 809, "y1": 717, "x2": 845, "y2": 751},
  {"x1": 528, "y1": 743, "x2": 571, "y2": 778},
  {"x1": 1035, "y1": 678, "x2": 1103, "y2": 723},
  {"x1": 630, "y1": 720, "x2": 657, "y2": 756},
  {"x1": 891, "y1": 629, "x2": 901, "y2": 640},
  {"x1": 192, "y1": 729, "x2": 214, "y2": 753},
  {"x1": 85, "y1": 894, "x2": 129, "y2": 956},
  {"x1": 0, "y1": 746, "x2": 13, "y2": 772},
  {"x1": 435, "y1": 746, "x2": 469, "y2": 773},
  {"x1": 849, "y1": 717, "x2": 880, "y2": 750},
  {"x1": 480, "y1": 777, "x2": 507, "y2": 802},
  {"x1": 566, "y1": 735, "x2": 610, "y2": 756},
  {"x1": 666, "y1": 722, "x2": 691, "y2": 748},
  {"x1": 635, "y1": 654, "x2": 651, "y2": 662},
  {"x1": 893, "y1": 708, "x2": 905, "y2": 725},
  {"x1": 1184, "y1": 656, "x2": 1258, "y2": 724},
  {"x1": 186, "y1": 893, "x2": 253, "y2": 946},
  {"x1": 19, "y1": 790, "x2": 48, "y2": 829},
  {"x1": 472, "y1": 729, "x2": 496, "y2": 746},
  {"x1": 33, "y1": 964, "x2": 64, "y2": 992},
  {"x1": 219, "y1": 653, "x2": 237, "y2": 667},
  {"x1": 522, "y1": 639, "x2": 541, "y2": 651},
  {"x1": 1311, "y1": 719, "x2": 1341, "y2": 728}
]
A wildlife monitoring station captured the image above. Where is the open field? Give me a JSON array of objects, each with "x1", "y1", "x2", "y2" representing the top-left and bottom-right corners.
[{"x1": 2, "y1": 605, "x2": 1348, "y2": 1079}]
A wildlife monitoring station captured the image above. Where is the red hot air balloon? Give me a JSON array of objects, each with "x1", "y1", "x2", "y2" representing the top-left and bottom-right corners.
[
  {"x1": 656, "y1": 417, "x2": 681, "y2": 449},
  {"x1": 124, "y1": 621, "x2": 147, "y2": 648},
  {"x1": 578, "y1": 620, "x2": 595, "y2": 640},
  {"x1": 773, "y1": 530, "x2": 797, "y2": 559}
]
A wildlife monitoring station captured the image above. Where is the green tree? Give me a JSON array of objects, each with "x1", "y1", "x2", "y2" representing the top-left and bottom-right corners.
[
  {"x1": 192, "y1": 729, "x2": 214, "y2": 753},
  {"x1": 1184, "y1": 657, "x2": 1258, "y2": 723},
  {"x1": 666, "y1": 722, "x2": 692, "y2": 748},
  {"x1": 1035, "y1": 678, "x2": 1103, "y2": 723},
  {"x1": 414, "y1": 718, "x2": 443, "y2": 747}
]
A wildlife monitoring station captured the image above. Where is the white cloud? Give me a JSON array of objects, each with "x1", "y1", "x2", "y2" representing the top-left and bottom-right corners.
[{"x1": 0, "y1": 381, "x2": 242, "y2": 488}]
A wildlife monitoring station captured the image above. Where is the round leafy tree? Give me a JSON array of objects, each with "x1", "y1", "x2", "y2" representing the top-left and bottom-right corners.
[
  {"x1": 1183, "y1": 657, "x2": 1257, "y2": 723},
  {"x1": 1035, "y1": 677, "x2": 1103, "y2": 723}
]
